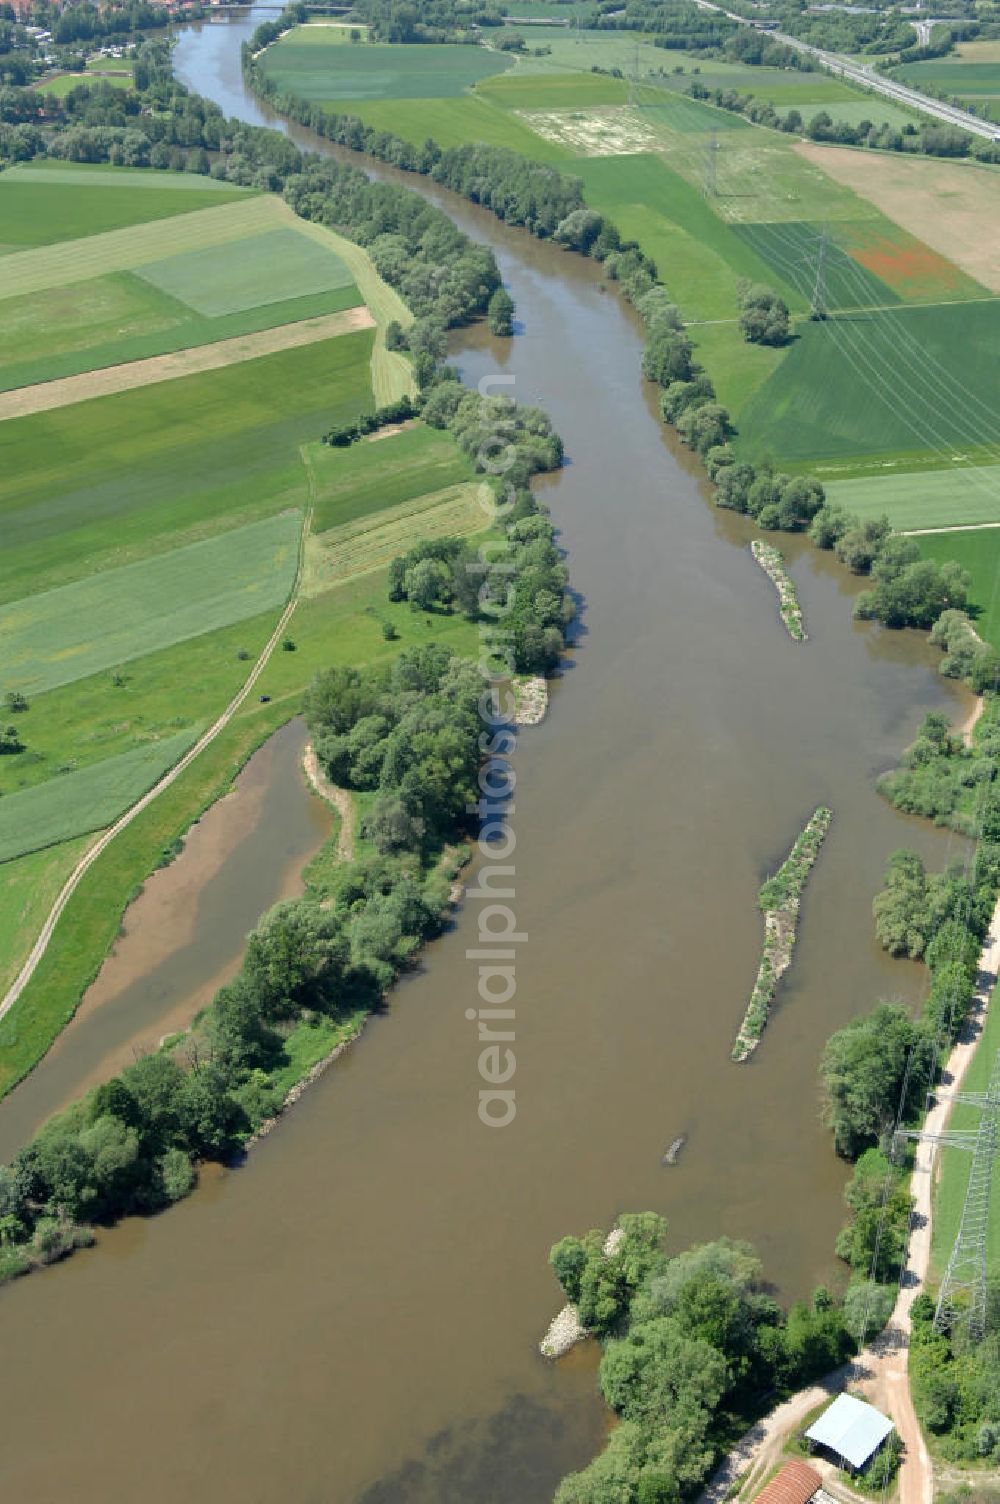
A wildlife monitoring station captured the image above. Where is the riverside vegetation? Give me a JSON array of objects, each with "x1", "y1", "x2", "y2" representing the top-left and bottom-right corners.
[
  {"x1": 241, "y1": 7, "x2": 980, "y2": 671},
  {"x1": 0, "y1": 43, "x2": 578, "y2": 1278},
  {"x1": 731, "y1": 807, "x2": 832, "y2": 1062},
  {"x1": 546, "y1": 1215, "x2": 854, "y2": 1504}
]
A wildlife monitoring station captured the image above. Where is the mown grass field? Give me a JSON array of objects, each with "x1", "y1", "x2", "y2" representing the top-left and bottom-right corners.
[
  {"x1": 0, "y1": 195, "x2": 295, "y2": 300},
  {"x1": 0, "y1": 278, "x2": 361, "y2": 395},
  {"x1": 0, "y1": 329, "x2": 375, "y2": 603},
  {"x1": 261, "y1": 33, "x2": 511, "y2": 100},
  {"x1": 134, "y1": 226, "x2": 354, "y2": 317},
  {"x1": 0, "y1": 162, "x2": 252, "y2": 251},
  {"x1": 932, "y1": 979, "x2": 1000, "y2": 1278},
  {"x1": 739, "y1": 301, "x2": 1000, "y2": 468},
  {"x1": 304, "y1": 482, "x2": 489, "y2": 594},
  {"x1": 1, "y1": 512, "x2": 302, "y2": 699},
  {"x1": 307, "y1": 423, "x2": 474, "y2": 533},
  {"x1": 826, "y1": 466, "x2": 1000, "y2": 531},
  {"x1": 918, "y1": 530, "x2": 1000, "y2": 652},
  {"x1": 0, "y1": 730, "x2": 198, "y2": 864},
  {"x1": 36, "y1": 70, "x2": 134, "y2": 97}
]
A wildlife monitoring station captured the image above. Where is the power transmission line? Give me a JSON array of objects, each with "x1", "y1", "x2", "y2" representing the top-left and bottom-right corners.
[{"x1": 896, "y1": 1048, "x2": 1000, "y2": 1344}]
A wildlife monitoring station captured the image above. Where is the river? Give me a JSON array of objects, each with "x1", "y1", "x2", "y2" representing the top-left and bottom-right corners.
[{"x1": 0, "y1": 13, "x2": 974, "y2": 1501}]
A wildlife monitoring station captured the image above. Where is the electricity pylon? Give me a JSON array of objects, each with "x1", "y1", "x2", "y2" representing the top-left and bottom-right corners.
[
  {"x1": 897, "y1": 1049, "x2": 1000, "y2": 1344},
  {"x1": 703, "y1": 133, "x2": 718, "y2": 197},
  {"x1": 810, "y1": 227, "x2": 830, "y2": 321}
]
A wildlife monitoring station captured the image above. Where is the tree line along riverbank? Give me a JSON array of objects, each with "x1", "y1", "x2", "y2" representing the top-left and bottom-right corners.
[
  {"x1": 3, "y1": 23, "x2": 997, "y2": 1497},
  {"x1": 0, "y1": 46, "x2": 579, "y2": 1277},
  {"x1": 242, "y1": 5, "x2": 991, "y2": 689}
]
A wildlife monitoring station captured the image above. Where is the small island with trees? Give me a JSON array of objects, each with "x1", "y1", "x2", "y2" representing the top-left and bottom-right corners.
[
  {"x1": 751, "y1": 540, "x2": 806, "y2": 641},
  {"x1": 732, "y1": 806, "x2": 833, "y2": 1062}
]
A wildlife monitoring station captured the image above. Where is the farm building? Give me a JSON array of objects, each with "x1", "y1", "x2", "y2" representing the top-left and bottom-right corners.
[
  {"x1": 805, "y1": 1394, "x2": 895, "y2": 1473},
  {"x1": 751, "y1": 1459, "x2": 823, "y2": 1504}
]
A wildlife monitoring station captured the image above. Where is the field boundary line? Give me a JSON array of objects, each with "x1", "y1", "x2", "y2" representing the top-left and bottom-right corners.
[
  {"x1": 0, "y1": 506, "x2": 314, "y2": 1029},
  {"x1": 0, "y1": 307, "x2": 374, "y2": 421},
  {"x1": 904, "y1": 521, "x2": 1000, "y2": 536}
]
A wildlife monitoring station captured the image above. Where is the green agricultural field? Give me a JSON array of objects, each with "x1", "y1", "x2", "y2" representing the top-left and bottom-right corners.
[
  {"x1": 492, "y1": 29, "x2": 717, "y2": 76},
  {"x1": 307, "y1": 423, "x2": 474, "y2": 533},
  {"x1": 667, "y1": 65, "x2": 862, "y2": 104},
  {"x1": 633, "y1": 90, "x2": 749, "y2": 133},
  {"x1": 739, "y1": 301, "x2": 1000, "y2": 468},
  {"x1": 322, "y1": 93, "x2": 573, "y2": 158},
  {"x1": 1, "y1": 512, "x2": 302, "y2": 699},
  {"x1": 932, "y1": 977, "x2": 1000, "y2": 1278},
  {"x1": 0, "y1": 196, "x2": 313, "y2": 301},
  {"x1": 260, "y1": 33, "x2": 511, "y2": 100},
  {"x1": 689, "y1": 320, "x2": 790, "y2": 419},
  {"x1": 0, "y1": 164, "x2": 252, "y2": 251},
  {"x1": 2, "y1": 608, "x2": 280, "y2": 797},
  {"x1": 826, "y1": 466, "x2": 1000, "y2": 531},
  {"x1": 476, "y1": 70, "x2": 628, "y2": 107},
  {"x1": 894, "y1": 59, "x2": 1000, "y2": 95},
  {"x1": 134, "y1": 227, "x2": 354, "y2": 317},
  {"x1": 777, "y1": 99, "x2": 919, "y2": 130},
  {"x1": 0, "y1": 329, "x2": 375, "y2": 602},
  {"x1": 4, "y1": 162, "x2": 234, "y2": 191},
  {"x1": 918, "y1": 530, "x2": 1000, "y2": 653},
  {"x1": 0, "y1": 274, "x2": 360, "y2": 395},
  {"x1": 734, "y1": 220, "x2": 897, "y2": 311},
  {"x1": 0, "y1": 729, "x2": 198, "y2": 864},
  {"x1": 576, "y1": 154, "x2": 801, "y2": 319}
]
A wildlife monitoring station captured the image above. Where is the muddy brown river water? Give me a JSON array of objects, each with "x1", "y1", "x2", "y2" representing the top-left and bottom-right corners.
[{"x1": 0, "y1": 16, "x2": 977, "y2": 1501}]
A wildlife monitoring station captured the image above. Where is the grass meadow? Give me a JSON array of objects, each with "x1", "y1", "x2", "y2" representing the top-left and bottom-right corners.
[
  {"x1": 0, "y1": 729, "x2": 199, "y2": 864},
  {"x1": 0, "y1": 328, "x2": 375, "y2": 602},
  {"x1": 0, "y1": 839, "x2": 91, "y2": 997},
  {"x1": 918, "y1": 530, "x2": 1000, "y2": 651},
  {"x1": 1, "y1": 512, "x2": 303, "y2": 699},
  {"x1": 36, "y1": 71, "x2": 133, "y2": 97},
  {"x1": 134, "y1": 226, "x2": 354, "y2": 316},
  {"x1": 261, "y1": 33, "x2": 511, "y2": 99}
]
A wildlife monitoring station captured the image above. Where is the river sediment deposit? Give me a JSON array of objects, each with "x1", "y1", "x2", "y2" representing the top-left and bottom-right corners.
[{"x1": 0, "y1": 14, "x2": 975, "y2": 1503}]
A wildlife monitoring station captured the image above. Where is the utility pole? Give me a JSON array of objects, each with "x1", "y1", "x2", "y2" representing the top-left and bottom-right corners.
[{"x1": 810, "y1": 227, "x2": 829, "y2": 321}]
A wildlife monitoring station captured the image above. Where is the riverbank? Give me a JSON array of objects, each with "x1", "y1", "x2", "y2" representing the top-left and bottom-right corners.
[
  {"x1": 699, "y1": 895, "x2": 1000, "y2": 1504},
  {"x1": 302, "y1": 741, "x2": 355, "y2": 861}
]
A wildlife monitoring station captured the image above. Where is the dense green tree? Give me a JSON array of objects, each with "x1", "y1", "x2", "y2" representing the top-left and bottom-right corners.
[{"x1": 820, "y1": 1001, "x2": 933, "y2": 1158}]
